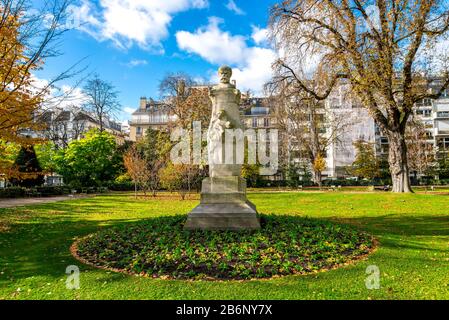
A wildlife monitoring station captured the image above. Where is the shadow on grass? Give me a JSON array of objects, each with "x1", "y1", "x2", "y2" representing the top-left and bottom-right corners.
[{"x1": 332, "y1": 215, "x2": 449, "y2": 236}]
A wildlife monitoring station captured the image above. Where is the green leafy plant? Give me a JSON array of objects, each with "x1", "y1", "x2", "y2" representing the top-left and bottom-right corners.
[{"x1": 75, "y1": 215, "x2": 374, "y2": 280}]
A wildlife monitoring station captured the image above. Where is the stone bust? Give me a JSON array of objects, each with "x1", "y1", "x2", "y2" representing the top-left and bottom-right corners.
[
  {"x1": 219, "y1": 65, "x2": 232, "y2": 85},
  {"x1": 209, "y1": 65, "x2": 241, "y2": 104}
]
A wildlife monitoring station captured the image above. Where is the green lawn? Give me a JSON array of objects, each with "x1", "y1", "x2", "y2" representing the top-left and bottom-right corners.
[{"x1": 0, "y1": 191, "x2": 448, "y2": 299}]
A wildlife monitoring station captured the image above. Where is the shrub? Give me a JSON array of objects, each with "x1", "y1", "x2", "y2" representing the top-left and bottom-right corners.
[
  {"x1": 0, "y1": 186, "x2": 25, "y2": 198},
  {"x1": 0, "y1": 186, "x2": 72, "y2": 198},
  {"x1": 106, "y1": 181, "x2": 135, "y2": 191}
]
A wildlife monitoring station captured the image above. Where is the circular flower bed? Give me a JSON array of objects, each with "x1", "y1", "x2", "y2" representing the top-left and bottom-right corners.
[{"x1": 72, "y1": 215, "x2": 375, "y2": 280}]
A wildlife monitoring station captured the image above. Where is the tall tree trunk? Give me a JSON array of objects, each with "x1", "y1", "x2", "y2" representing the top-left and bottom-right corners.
[
  {"x1": 387, "y1": 131, "x2": 413, "y2": 193},
  {"x1": 314, "y1": 170, "x2": 322, "y2": 188}
]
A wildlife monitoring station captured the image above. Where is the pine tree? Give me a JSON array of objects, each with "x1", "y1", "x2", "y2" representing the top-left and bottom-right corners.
[{"x1": 12, "y1": 145, "x2": 44, "y2": 187}]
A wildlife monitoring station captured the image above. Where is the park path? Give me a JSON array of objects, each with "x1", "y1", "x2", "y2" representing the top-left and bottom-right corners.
[{"x1": 0, "y1": 195, "x2": 91, "y2": 208}]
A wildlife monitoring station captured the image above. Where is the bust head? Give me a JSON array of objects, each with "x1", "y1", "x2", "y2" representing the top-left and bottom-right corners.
[{"x1": 218, "y1": 65, "x2": 232, "y2": 84}]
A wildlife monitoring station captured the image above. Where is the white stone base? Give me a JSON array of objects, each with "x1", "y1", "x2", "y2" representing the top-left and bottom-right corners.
[{"x1": 184, "y1": 177, "x2": 261, "y2": 230}]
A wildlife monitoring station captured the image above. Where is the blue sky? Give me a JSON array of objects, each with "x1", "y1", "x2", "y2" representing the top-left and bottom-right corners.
[{"x1": 35, "y1": 0, "x2": 278, "y2": 121}]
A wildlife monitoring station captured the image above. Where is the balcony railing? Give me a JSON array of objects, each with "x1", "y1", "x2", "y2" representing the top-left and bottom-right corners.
[
  {"x1": 130, "y1": 119, "x2": 170, "y2": 125},
  {"x1": 436, "y1": 112, "x2": 449, "y2": 118}
]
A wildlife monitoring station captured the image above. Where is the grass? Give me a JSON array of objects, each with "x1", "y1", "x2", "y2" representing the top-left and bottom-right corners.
[{"x1": 0, "y1": 191, "x2": 448, "y2": 299}]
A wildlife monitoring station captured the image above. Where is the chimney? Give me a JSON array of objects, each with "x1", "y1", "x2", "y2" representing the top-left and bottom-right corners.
[{"x1": 140, "y1": 97, "x2": 147, "y2": 110}]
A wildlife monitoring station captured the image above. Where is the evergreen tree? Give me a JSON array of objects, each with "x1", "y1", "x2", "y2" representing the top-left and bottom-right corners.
[{"x1": 12, "y1": 145, "x2": 44, "y2": 187}]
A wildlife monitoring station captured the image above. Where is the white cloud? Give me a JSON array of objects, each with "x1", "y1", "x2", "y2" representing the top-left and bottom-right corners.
[
  {"x1": 176, "y1": 17, "x2": 247, "y2": 65},
  {"x1": 59, "y1": 85, "x2": 87, "y2": 109},
  {"x1": 30, "y1": 75, "x2": 88, "y2": 110},
  {"x1": 225, "y1": 0, "x2": 245, "y2": 15},
  {"x1": 251, "y1": 26, "x2": 268, "y2": 45},
  {"x1": 176, "y1": 18, "x2": 276, "y2": 94},
  {"x1": 125, "y1": 59, "x2": 148, "y2": 67},
  {"x1": 68, "y1": 0, "x2": 209, "y2": 50},
  {"x1": 124, "y1": 107, "x2": 135, "y2": 114}
]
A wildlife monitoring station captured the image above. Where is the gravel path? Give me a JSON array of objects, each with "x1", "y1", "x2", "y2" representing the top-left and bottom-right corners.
[{"x1": 0, "y1": 195, "x2": 91, "y2": 208}]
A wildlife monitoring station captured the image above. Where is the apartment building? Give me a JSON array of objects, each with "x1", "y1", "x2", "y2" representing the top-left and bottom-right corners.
[
  {"x1": 240, "y1": 97, "x2": 276, "y2": 129},
  {"x1": 433, "y1": 91, "x2": 449, "y2": 157},
  {"x1": 128, "y1": 80, "x2": 448, "y2": 180},
  {"x1": 37, "y1": 106, "x2": 126, "y2": 146},
  {"x1": 324, "y1": 85, "x2": 376, "y2": 178},
  {"x1": 323, "y1": 80, "x2": 449, "y2": 179},
  {"x1": 129, "y1": 97, "x2": 176, "y2": 141},
  {"x1": 129, "y1": 95, "x2": 277, "y2": 141}
]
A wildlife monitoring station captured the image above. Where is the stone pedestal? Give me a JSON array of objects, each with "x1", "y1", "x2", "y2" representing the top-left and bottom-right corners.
[{"x1": 184, "y1": 177, "x2": 260, "y2": 230}]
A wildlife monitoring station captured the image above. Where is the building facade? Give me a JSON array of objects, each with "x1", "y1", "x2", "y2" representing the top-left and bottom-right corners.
[
  {"x1": 129, "y1": 95, "x2": 277, "y2": 141},
  {"x1": 129, "y1": 82, "x2": 448, "y2": 181},
  {"x1": 37, "y1": 106, "x2": 126, "y2": 146},
  {"x1": 240, "y1": 97, "x2": 276, "y2": 130},
  {"x1": 323, "y1": 82, "x2": 449, "y2": 179},
  {"x1": 324, "y1": 84, "x2": 376, "y2": 178},
  {"x1": 129, "y1": 97, "x2": 176, "y2": 141}
]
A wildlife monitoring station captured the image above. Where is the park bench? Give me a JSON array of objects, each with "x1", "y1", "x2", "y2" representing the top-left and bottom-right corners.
[{"x1": 374, "y1": 185, "x2": 391, "y2": 191}]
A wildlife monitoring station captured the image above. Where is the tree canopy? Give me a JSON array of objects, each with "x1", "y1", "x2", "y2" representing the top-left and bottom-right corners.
[{"x1": 55, "y1": 130, "x2": 122, "y2": 187}]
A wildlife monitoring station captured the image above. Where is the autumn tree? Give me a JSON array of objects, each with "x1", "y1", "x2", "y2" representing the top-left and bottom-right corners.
[
  {"x1": 312, "y1": 153, "x2": 326, "y2": 187},
  {"x1": 83, "y1": 75, "x2": 121, "y2": 132},
  {"x1": 158, "y1": 72, "x2": 210, "y2": 192},
  {"x1": 268, "y1": 83, "x2": 349, "y2": 187},
  {"x1": 350, "y1": 140, "x2": 380, "y2": 180},
  {"x1": 0, "y1": 0, "x2": 79, "y2": 145},
  {"x1": 159, "y1": 163, "x2": 194, "y2": 200},
  {"x1": 270, "y1": 0, "x2": 449, "y2": 192},
  {"x1": 0, "y1": 139, "x2": 20, "y2": 181},
  {"x1": 159, "y1": 72, "x2": 211, "y2": 128},
  {"x1": 136, "y1": 128, "x2": 172, "y2": 197},
  {"x1": 123, "y1": 145, "x2": 150, "y2": 198}
]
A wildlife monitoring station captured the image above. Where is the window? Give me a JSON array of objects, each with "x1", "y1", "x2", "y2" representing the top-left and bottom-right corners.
[
  {"x1": 438, "y1": 138, "x2": 449, "y2": 150},
  {"x1": 416, "y1": 98, "x2": 432, "y2": 107},
  {"x1": 136, "y1": 127, "x2": 142, "y2": 135},
  {"x1": 251, "y1": 107, "x2": 269, "y2": 115},
  {"x1": 437, "y1": 112, "x2": 449, "y2": 118},
  {"x1": 263, "y1": 118, "x2": 270, "y2": 127},
  {"x1": 417, "y1": 109, "x2": 432, "y2": 117},
  {"x1": 252, "y1": 118, "x2": 258, "y2": 128}
]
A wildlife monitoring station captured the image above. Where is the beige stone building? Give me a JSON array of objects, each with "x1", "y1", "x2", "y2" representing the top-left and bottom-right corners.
[
  {"x1": 240, "y1": 97, "x2": 276, "y2": 129},
  {"x1": 129, "y1": 95, "x2": 277, "y2": 141},
  {"x1": 129, "y1": 97, "x2": 176, "y2": 141}
]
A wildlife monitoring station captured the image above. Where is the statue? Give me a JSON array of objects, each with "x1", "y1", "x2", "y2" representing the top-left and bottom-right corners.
[
  {"x1": 184, "y1": 66, "x2": 260, "y2": 231},
  {"x1": 207, "y1": 66, "x2": 243, "y2": 177}
]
